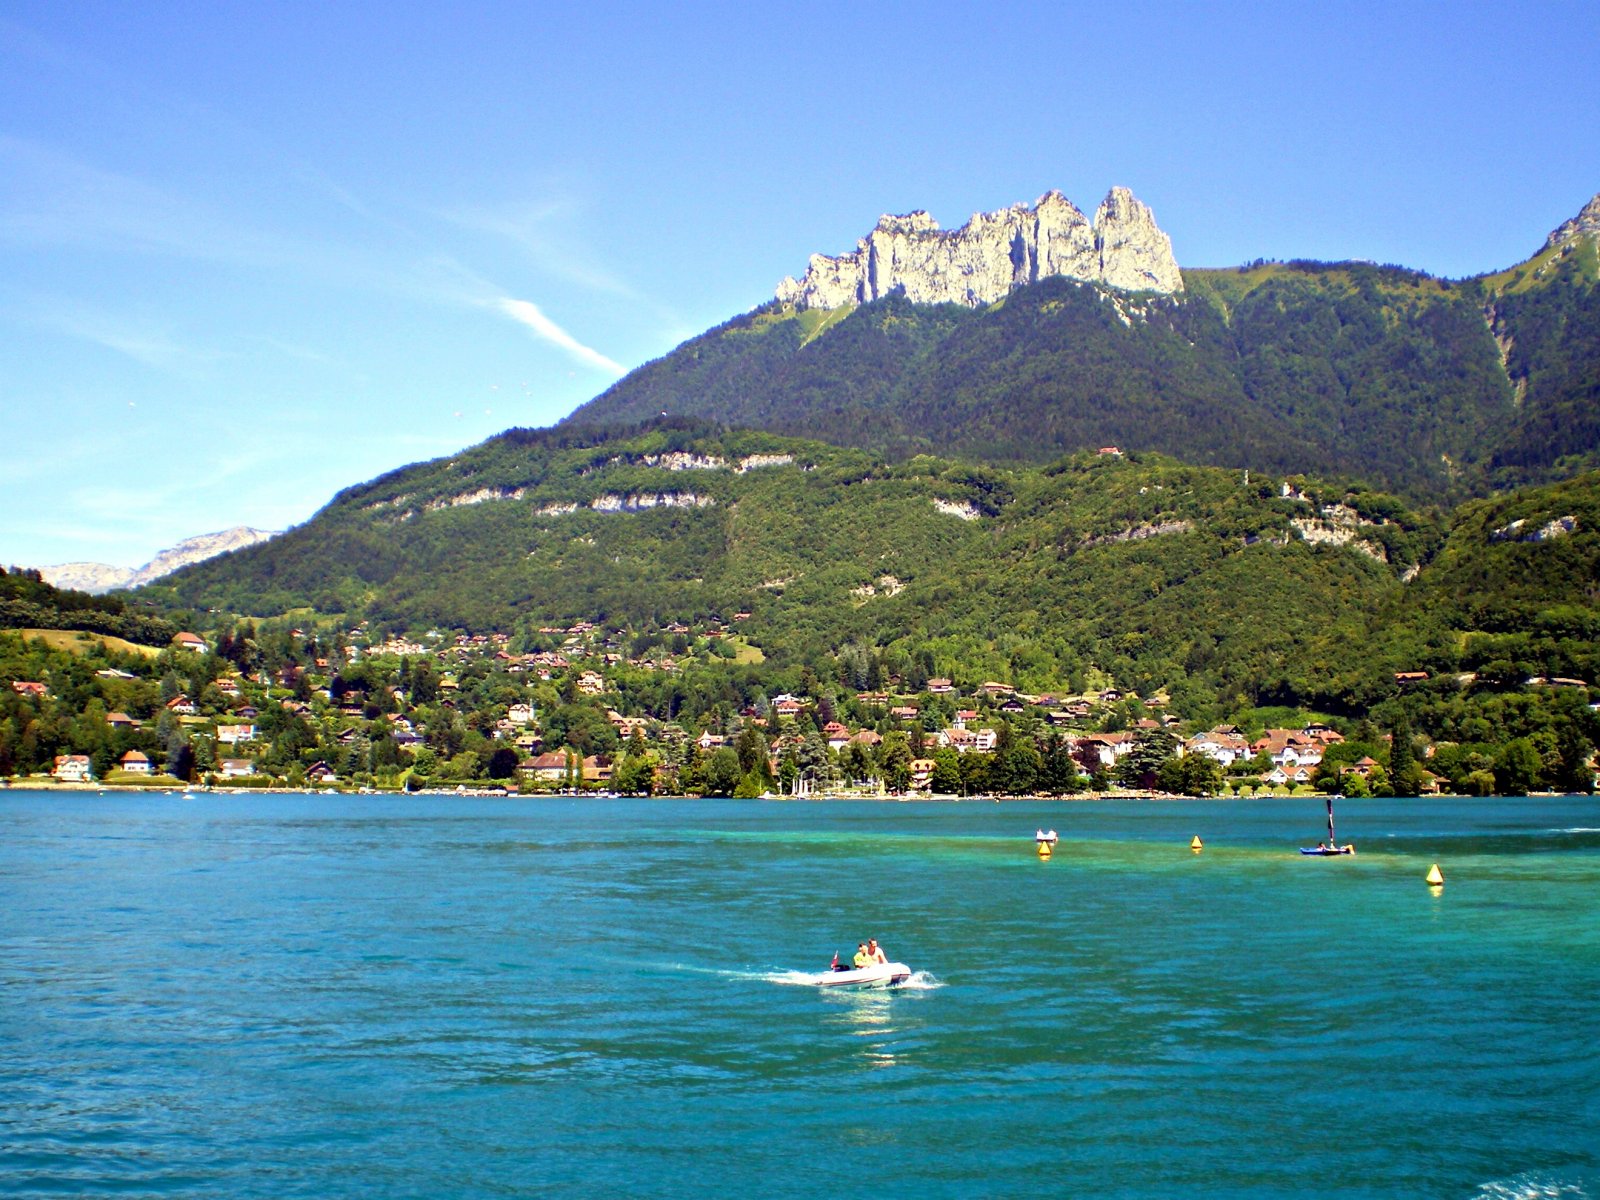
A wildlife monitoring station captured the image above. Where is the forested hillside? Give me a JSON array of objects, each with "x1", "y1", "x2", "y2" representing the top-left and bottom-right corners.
[
  {"x1": 149, "y1": 422, "x2": 1449, "y2": 713},
  {"x1": 565, "y1": 254, "x2": 1599, "y2": 503}
]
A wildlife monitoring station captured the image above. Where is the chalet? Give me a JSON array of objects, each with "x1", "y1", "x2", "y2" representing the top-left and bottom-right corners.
[
  {"x1": 233, "y1": 704, "x2": 260, "y2": 720},
  {"x1": 849, "y1": 730, "x2": 883, "y2": 748},
  {"x1": 696, "y1": 731, "x2": 727, "y2": 751},
  {"x1": 773, "y1": 698, "x2": 804, "y2": 719},
  {"x1": 926, "y1": 678, "x2": 956, "y2": 695},
  {"x1": 909, "y1": 758, "x2": 936, "y2": 792},
  {"x1": 219, "y1": 759, "x2": 254, "y2": 779},
  {"x1": 53, "y1": 754, "x2": 93, "y2": 783},
  {"x1": 306, "y1": 761, "x2": 338, "y2": 785},
  {"x1": 172, "y1": 632, "x2": 208, "y2": 653},
  {"x1": 1264, "y1": 764, "x2": 1315, "y2": 786},
  {"x1": 953, "y1": 710, "x2": 978, "y2": 730},
  {"x1": 999, "y1": 700, "x2": 1027, "y2": 715},
  {"x1": 10, "y1": 681, "x2": 47, "y2": 698},
  {"x1": 979, "y1": 682, "x2": 1016, "y2": 698},
  {"x1": 507, "y1": 703, "x2": 537, "y2": 726},
  {"x1": 1348, "y1": 756, "x2": 1381, "y2": 778},
  {"x1": 576, "y1": 671, "x2": 605, "y2": 695},
  {"x1": 1393, "y1": 671, "x2": 1430, "y2": 685},
  {"x1": 216, "y1": 677, "x2": 242, "y2": 697},
  {"x1": 216, "y1": 723, "x2": 256, "y2": 745},
  {"x1": 165, "y1": 694, "x2": 198, "y2": 716},
  {"x1": 940, "y1": 728, "x2": 977, "y2": 753},
  {"x1": 106, "y1": 711, "x2": 137, "y2": 730},
  {"x1": 856, "y1": 691, "x2": 890, "y2": 706},
  {"x1": 118, "y1": 750, "x2": 152, "y2": 775},
  {"x1": 890, "y1": 705, "x2": 920, "y2": 721},
  {"x1": 824, "y1": 722, "x2": 852, "y2": 751}
]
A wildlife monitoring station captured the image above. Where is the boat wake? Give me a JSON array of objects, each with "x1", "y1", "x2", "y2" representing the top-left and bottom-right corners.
[{"x1": 1471, "y1": 1172, "x2": 1589, "y2": 1199}]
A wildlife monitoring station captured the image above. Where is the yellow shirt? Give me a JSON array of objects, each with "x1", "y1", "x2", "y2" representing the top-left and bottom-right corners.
[{"x1": 852, "y1": 949, "x2": 871, "y2": 969}]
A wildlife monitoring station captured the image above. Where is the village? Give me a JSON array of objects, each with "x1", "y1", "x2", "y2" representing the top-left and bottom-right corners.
[{"x1": 5, "y1": 612, "x2": 1527, "y2": 798}]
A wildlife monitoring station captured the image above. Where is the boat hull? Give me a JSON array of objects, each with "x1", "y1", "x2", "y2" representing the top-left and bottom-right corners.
[
  {"x1": 1299, "y1": 846, "x2": 1355, "y2": 856},
  {"x1": 806, "y1": 962, "x2": 912, "y2": 989}
]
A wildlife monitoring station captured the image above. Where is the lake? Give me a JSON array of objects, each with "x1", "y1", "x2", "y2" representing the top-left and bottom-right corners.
[{"x1": 2, "y1": 791, "x2": 1597, "y2": 1198}]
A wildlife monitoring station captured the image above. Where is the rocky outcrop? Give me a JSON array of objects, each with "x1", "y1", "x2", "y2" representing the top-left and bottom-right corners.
[
  {"x1": 775, "y1": 187, "x2": 1181, "y2": 309},
  {"x1": 1544, "y1": 193, "x2": 1600, "y2": 251},
  {"x1": 39, "y1": 526, "x2": 278, "y2": 594}
]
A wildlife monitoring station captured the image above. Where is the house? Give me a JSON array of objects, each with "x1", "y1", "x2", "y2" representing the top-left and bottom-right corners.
[
  {"x1": 165, "y1": 694, "x2": 198, "y2": 716},
  {"x1": 773, "y1": 698, "x2": 804, "y2": 719},
  {"x1": 106, "y1": 711, "x2": 137, "y2": 730},
  {"x1": 172, "y1": 632, "x2": 208, "y2": 653},
  {"x1": 216, "y1": 723, "x2": 257, "y2": 745},
  {"x1": 1185, "y1": 730, "x2": 1251, "y2": 766},
  {"x1": 95, "y1": 668, "x2": 135, "y2": 680},
  {"x1": 696, "y1": 730, "x2": 727, "y2": 751},
  {"x1": 979, "y1": 682, "x2": 1016, "y2": 698},
  {"x1": 1394, "y1": 671, "x2": 1430, "y2": 685},
  {"x1": 53, "y1": 754, "x2": 93, "y2": 782},
  {"x1": 581, "y1": 755, "x2": 613, "y2": 784},
  {"x1": 520, "y1": 750, "x2": 576, "y2": 783},
  {"x1": 118, "y1": 750, "x2": 152, "y2": 775},
  {"x1": 823, "y1": 722, "x2": 852, "y2": 751},
  {"x1": 306, "y1": 761, "x2": 338, "y2": 785},
  {"x1": 10, "y1": 681, "x2": 47, "y2": 699},
  {"x1": 926, "y1": 678, "x2": 956, "y2": 695},
  {"x1": 1348, "y1": 756, "x2": 1381, "y2": 778},
  {"x1": 576, "y1": 671, "x2": 605, "y2": 695},
  {"x1": 890, "y1": 705, "x2": 920, "y2": 721},
  {"x1": 507, "y1": 703, "x2": 537, "y2": 726},
  {"x1": 849, "y1": 730, "x2": 882, "y2": 749},
  {"x1": 218, "y1": 759, "x2": 254, "y2": 778},
  {"x1": 909, "y1": 758, "x2": 936, "y2": 791},
  {"x1": 940, "y1": 728, "x2": 977, "y2": 753},
  {"x1": 953, "y1": 710, "x2": 978, "y2": 730},
  {"x1": 972, "y1": 728, "x2": 999, "y2": 753}
]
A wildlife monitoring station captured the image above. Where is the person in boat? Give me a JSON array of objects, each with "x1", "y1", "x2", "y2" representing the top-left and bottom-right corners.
[
  {"x1": 852, "y1": 942, "x2": 872, "y2": 969},
  {"x1": 867, "y1": 938, "x2": 887, "y2": 965}
]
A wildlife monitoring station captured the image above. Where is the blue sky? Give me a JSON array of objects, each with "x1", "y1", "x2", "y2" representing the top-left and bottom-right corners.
[{"x1": 3, "y1": 1, "x2": 1598, "y2": 569}]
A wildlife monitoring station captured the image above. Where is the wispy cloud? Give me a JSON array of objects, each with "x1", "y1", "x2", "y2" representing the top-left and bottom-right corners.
[
  {"x1": 440, "y1": 197, "x2": 642, "y2": 299},
  {"x1": 23, "y1": 296, "x2": 223, "y2": 373},
  {"x1": 495, "y1": 297, "x2": 626, "y2": 376}
]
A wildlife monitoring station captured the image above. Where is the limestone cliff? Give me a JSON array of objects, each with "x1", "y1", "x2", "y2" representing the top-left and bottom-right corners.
[
  {"x1": 775, "y1": 187, "x2": 1181, "y2": 309},
  {"x1": 1544, "y1": 192, "x2": 1600, "y2": 251}
]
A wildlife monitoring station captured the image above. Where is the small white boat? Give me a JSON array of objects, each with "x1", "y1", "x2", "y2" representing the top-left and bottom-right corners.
[{"x1": 804, "y1": 962, "x2": 913, "y2": 989}]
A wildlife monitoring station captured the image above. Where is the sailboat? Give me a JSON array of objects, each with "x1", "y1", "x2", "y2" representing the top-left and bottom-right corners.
[{"x1": 1300, "y1": 795, "x2": 1355, "y2": 856}]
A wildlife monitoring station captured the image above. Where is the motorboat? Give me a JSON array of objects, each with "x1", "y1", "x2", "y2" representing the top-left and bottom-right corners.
[{"x1": 804, "y1": 961, "x2": 913, "y2": 989}]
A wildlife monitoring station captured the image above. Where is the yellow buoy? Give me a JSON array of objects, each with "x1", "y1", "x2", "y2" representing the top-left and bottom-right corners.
[
  {"x1": 1190, "y1": 835, "x2": 1204, "y2": 852},
  {"x1": 1037, "y1": 842, "x2": 1052, "y2": 858},
  {"x1": 1425, "y1": 863, "x2": 1444, "y2": 886}
]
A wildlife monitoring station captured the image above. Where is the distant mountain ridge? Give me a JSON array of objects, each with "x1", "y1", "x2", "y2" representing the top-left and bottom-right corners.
[
  {"x1": 39, "y1": 526, "x2": 278, "y2": 594},
  {"x1": 568, "y1": 189, "x2": 1600, "y2": 502}
]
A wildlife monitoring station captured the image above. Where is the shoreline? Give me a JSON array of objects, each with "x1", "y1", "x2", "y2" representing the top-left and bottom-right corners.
[{"x1": 1, "y1": 778, "x2": 1559, "y2": 801}]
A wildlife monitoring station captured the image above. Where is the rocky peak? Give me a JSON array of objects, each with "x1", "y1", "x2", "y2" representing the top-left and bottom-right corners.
[
  {"x1": 1544, "y1": 192, "x2": 1600, "y2": 251},
  {"x1": 775, "y1": 187, "x2": 1181, "y2": 310}
]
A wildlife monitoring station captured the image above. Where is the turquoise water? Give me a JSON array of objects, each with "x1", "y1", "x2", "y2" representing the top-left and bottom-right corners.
[{"x1": 2, "y1": 792, "x2": 1597, "y2": 1198}]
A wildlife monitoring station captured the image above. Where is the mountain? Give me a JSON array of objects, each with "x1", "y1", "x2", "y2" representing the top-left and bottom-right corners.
[
  {"x1": 38, "y1": 527, "x2": 279, "y2": 595},
  {"x1": 566, "y1": 190, "x2": 1600, "y2": 503},
  {"x1": 776, "y1": 187, "x2": 1181, "y2": 309}
]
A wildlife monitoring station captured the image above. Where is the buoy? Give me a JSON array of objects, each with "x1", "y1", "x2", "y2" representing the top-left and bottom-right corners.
[
  {"x1": 1037, "y1": 841, "x2": 1052, "y2": 858},
  {"x1": 1190, "y1": 835, "x2": 1204, "y2": 852},
  {"x1": 1425, "y1": 863, "x2": 1444, "y2": 886}
]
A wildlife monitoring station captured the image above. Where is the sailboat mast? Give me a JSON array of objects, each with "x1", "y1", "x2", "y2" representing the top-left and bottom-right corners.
[{"x1": 1326, "y1": 796, "x2": 1336, "y2": 845}]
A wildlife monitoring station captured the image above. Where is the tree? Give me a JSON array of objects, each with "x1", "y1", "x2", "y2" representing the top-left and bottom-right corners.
[
  {"x1": 703, "y1": 746, "x2": 741, "y2": 796},
  {"x1": 1493, "y1": 738, "x2": 1543, "y2": 796}
]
